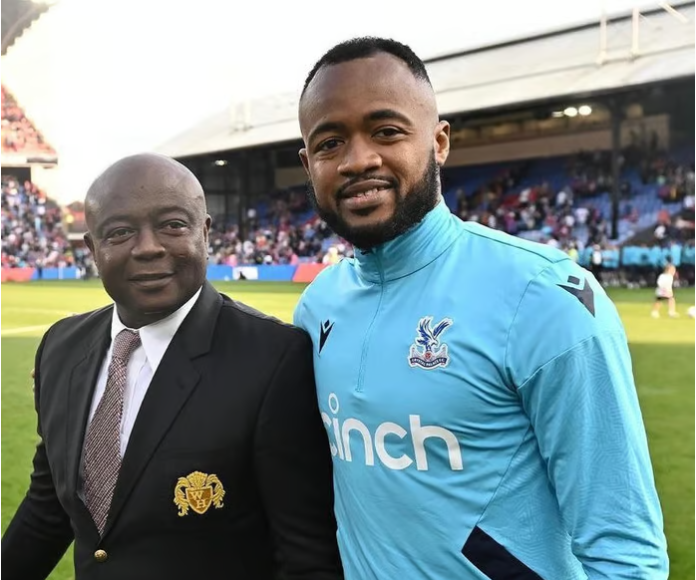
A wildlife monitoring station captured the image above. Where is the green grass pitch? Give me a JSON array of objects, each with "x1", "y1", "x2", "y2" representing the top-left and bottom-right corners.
[{"x1": 2, "y1": 281, "x2": 694, "y2": 579}]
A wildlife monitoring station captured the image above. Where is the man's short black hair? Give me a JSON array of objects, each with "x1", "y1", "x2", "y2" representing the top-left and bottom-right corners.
[{"x1": 301, "y1": 36, "x2": 432, "y2": 98}]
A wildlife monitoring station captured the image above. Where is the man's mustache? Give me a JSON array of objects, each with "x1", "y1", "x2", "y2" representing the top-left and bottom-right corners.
[{"x1": 335, "y1": 175, "x2": 398, "y2": 199}]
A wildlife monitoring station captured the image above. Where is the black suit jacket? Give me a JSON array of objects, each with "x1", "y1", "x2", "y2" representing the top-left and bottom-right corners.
[{"x1": 2, "y1": 282, "x2": 343, "y2": 580}]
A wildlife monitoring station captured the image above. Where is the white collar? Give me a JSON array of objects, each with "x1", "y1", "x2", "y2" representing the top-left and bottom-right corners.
[{"x1": 110, "y1": 286, "x2": 203, "y2": 372}]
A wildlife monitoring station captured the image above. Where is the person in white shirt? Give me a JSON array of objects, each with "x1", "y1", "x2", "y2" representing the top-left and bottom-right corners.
[{"x1": 651, "y1": 256, "x2": 679, "y2": 318}]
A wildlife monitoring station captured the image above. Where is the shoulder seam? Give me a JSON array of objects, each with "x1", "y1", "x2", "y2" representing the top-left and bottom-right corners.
[
  {"x1": 503, "y1": 258, "x2": 572, "y2": 389},
  {"x1": 463, "y1": 224, "x2": 571, "y2": 264}
]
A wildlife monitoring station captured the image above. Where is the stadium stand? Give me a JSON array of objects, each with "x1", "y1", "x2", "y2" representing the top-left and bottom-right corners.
[
  {"x1": 206, "y1": 219, "x2": 335, "y2": 267},
  {"x1": 198, "y1": 142, "x2": 691, "y2": 289},
  {"x1": 2, "y1": 85, "x2": 56, "y2": 156},
  {"x1": 0, "y1": 1, "x2": 692, "y2": 287},
  {"x1": 442, "y1": 145, "x2": 694, "y2": 247},
  {"x1": 5, "y1": 151, "x2": 690, "y2": 284},
  {"x1": 234, "y1": 142, "x2": 689, "y2": 244},
  {"x1": 145, "y1": 2, "x2": 694, "y2": 285},
  {"x1": 1, "y1": 174, "x2": 71, "y2": 268}
]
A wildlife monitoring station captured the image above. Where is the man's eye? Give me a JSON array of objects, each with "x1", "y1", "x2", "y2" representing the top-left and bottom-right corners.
[
  {"x1": 375, "y1": 127, "x2": 402, "y2": 138},
  {"x1": 317, "y1": 139, "x2": 341, "y2": 152},
  {"x1": 164, "y1": 221, "x2": 188, "y2": 231},
  {"x1": 107, "y1": 228, "x2": 131, "y2": 239}
]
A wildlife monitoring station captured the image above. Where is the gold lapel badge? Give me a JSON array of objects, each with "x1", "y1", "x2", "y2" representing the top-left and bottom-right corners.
[{"x1": 174, "y1": 471, "x2": 225, "y2": 516}]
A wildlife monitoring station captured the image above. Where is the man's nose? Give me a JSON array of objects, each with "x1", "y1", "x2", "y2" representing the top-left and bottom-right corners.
[
  {"x1": 337, "y1": 137, "x2": 382, "y2": 177},
  {"x1": 131, "y1": 228, "x2": 166, "y2": 259}
]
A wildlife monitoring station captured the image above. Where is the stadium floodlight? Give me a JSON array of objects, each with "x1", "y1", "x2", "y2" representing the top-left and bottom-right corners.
[
  {"x1": 578, "y1": 105, "x2": 593, "y2": 116},
  {"x1": 563, "y1": 107, "x2": 578, "y2": 117},
  {"x1": 214, "y1": 160, "x2": 228, "y2": 166}
]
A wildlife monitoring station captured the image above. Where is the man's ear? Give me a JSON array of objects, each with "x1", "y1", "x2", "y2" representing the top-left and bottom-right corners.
[
  {"x1": 299, "y1": 148, "x2": 311, "y2": 177},
  {"x1": 84, "y1": 233, "x2": 97, "y2": 267},
  {"x1": 434, "y1": 120, "x2": 451, "y2": 167},
  {"x1": 203, "y1": 214, "x2": 211, "y2": 243}
]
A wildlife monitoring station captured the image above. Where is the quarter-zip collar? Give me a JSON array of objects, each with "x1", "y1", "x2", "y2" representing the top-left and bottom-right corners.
[{"x1": 354, "y1": 197, "x2": 461, "y2": 284}]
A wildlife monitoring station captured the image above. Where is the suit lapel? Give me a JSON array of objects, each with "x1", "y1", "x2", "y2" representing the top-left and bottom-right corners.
[{"x1": 103, "y1": 283, "x2": 223, "y2": 536}]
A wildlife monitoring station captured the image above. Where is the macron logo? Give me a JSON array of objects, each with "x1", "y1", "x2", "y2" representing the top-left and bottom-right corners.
[
  {"x1": 319, "y1": 320, "x2": 334, "y2": 354},
  {"x1": 557, "y1": 275, "x2": 595, "y2": 317}
]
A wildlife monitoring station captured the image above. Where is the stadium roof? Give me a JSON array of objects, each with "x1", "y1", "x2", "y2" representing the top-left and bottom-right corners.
[
  {"x1": 157, "y1": 2, "x2": 695, "y2": 159},
  {"x1": 1, "y1": 0, "x2": 51, "y2": 55}
]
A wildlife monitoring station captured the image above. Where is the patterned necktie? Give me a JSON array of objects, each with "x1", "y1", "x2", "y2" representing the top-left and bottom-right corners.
[{"x1": 83, "y1": 328, "x2": 141, "y2": 534}]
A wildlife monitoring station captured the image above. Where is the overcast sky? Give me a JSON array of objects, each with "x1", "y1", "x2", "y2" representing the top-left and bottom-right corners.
[{"x1": 3, "y1": 0, "x2": 657, "y2": 202}]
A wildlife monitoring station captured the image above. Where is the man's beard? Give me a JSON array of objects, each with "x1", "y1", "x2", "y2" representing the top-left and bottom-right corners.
[{"x1": 306, "y1": 153, "x2": 441, "y2": 251}]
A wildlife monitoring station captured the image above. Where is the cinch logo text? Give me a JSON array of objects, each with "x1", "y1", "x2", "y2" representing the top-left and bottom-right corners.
[{"x1": 320, "y1": 393, "x2": 463, "y2": 471}]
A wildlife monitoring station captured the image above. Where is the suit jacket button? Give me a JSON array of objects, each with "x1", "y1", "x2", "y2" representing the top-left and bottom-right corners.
[{"x1": 94, "y1": 549, "x2": 108, "y2": 563}]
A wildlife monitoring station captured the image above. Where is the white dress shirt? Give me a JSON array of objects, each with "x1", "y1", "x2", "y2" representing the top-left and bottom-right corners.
[{"x1": 85, "y1": 287, "x2": 202, "y2": 458}]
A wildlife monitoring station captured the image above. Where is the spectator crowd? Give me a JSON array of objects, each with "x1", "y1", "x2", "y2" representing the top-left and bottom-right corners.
[
  {"x1": 1, "y1": 175, "x2": 71, "y2": 269},
  {"x1": 2, "y1": 85, "x2": 56, "y2": 157},
  {"x1": 2, "y1": 146, "x2": 692, "y2": 278},
  {"x1": 451, "y1": 145, "x2": 694, "y2": 256}
]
